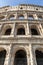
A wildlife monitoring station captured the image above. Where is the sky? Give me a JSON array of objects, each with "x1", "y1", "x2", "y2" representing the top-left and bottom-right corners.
[{"x1": 0, "y1": 0, "x2": 43, "y2": 7}]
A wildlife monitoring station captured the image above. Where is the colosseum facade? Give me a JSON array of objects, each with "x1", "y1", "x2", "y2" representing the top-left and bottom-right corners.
[{"x1": 0, "y1": 4, "x2": 43, "y2": 65}]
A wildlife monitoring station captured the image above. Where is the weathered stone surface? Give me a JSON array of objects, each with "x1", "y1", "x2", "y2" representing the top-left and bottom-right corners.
[{"x1": 0, "y1": 4, "x2": 43, "y2": 65}]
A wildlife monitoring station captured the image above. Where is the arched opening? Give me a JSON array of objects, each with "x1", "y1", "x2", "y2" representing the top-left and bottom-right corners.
[
  {"x1": 0, "y1": 50, "x2": 6, "y2": 65},
  {"x1": 35, "y1": 50, "x2": 43, "y2": 65},
  {"x1": 20, "y1": 7, "x2": 23, "y2": 9},
  {"x1": 18, "y1": 15, "x2": 24, "y2": 19},
  {"x1": 9, "y1": 15, "x2": 14, "y2": 20},
  {"x1": 17, "y1": 28, "x2": 25, "y2": 35},
  {"x1": 0, "y1": 16, "x2": 6, "y2": 20},
  {"x1": 4, "y1": 28, "x2": 11, "y2": 35},
  {"x1": 36, "y1": 8, "x2": 38, "y2": 10},
  {"x1": 31, "y1": 28, "x2": 39, "y2": 35},
  {"x1": 14, "y1": 50, "x2": 27, "y2": 65},
  {"x1": 28, "y1": 15, "x2": 34, "y2": 20},
  {"x1": 38, "y1": 16, "x2": 42, "y2": 20}
]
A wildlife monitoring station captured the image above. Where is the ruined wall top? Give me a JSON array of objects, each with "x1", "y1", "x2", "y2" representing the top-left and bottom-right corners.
[{"x1": 0, "y1": 4, "x2": 43, "y2": 13}]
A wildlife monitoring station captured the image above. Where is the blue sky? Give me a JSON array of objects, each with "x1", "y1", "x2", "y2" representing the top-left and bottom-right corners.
[{"x1": 0, "y1": 0, "x2": 43, "y2": 7}]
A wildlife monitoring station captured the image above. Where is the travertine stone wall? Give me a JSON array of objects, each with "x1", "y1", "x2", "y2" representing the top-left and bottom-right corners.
[{"x1": 0, "y1": 4, "x2": 43, "y2": 65}]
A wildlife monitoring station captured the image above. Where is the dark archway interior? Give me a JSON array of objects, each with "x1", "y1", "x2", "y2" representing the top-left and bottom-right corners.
[
  {"x1": 0, "y1": 50, "x2": 6, "y2": 65},
  {"x1": 17, "y1": 28, "x2": 25, "y2": 35},
  {"x1": 14, "y1": 50, "x2": 27, "y2": 65},
  {"x1": 4, "y1": 28, "x2": 11, "y2": 35},
  {"x1": 35, "y1": 50, "x2": 43, "y2": 65},
  {"x1": 9, "y1": 15, "x2": 14, "y2": 20},
  {"x1": 31, "y1": 28, "x2": 39, "y2": 35}
]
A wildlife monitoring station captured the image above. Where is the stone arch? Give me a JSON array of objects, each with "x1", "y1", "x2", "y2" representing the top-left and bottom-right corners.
[
  {"x1": 0, "y1": 48, "x2": 6, "y2": 65},
  {"x1": 35, "y1": 48, "x2": 43, "y2": 65},
  {"x1": 0, "y1": 16, "x2": 6, "y2": 20},
  {"x1": 11, "y1": 46, "x2": 28, "y2": 65},
  {"x1": 28, "y1": 15, "x2": 34, "y2": 20},
  {"x1": 18, "y1": 14, "x2": 24, "y2": 19},
  {"x1": 38, "y1": 15, "x2": 42, "y2": 20},
  {"x1": 13, "y1": 46, "x2": 28, "y2": 56},
  {"x1": 30, "y1": 25, "x2": 40, "y2": 35},
  {"x1": 16, "y1": 25, "x2": 25, "y2": 35},
  {"x1": 8, "y1": 14, "x2": 15, "y2": 20},
  {"x1": 2, "y1": 25, "x2": 12, "y2": 35},
  {"x1": 4, "y1": 28, "x2": 11, "y2": 35},
  {"x1": 14, "y1": 49, "x2": 27, "y2": 65}
]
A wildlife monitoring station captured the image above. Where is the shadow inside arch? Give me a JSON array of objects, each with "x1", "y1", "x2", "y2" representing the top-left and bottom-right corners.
[
  {"x1": 0, "y1": 49, "x2": 6, "y2": 65},
  {"x1": 14, "y1": 49, "x2": 27, "y2": 65}
]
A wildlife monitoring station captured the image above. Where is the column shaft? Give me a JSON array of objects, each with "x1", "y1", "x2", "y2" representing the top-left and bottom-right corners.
[
  {"x1": 11, "y1": 24, "x2": 15, "y2": 36},
  {"x1": 29, "y1": 44, "x2": 34, "y2": 65},
  {"x1": 4, "y1": 44, "x2": 12, "y2": 65},
  {"x1": 26, "y1": 22, "x2": 30, "y2": 35}
]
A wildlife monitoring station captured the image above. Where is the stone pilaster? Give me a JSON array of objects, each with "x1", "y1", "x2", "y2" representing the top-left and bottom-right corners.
[
  {"x1": 15, "y1": 12, "x2": 18, "y2": 19},
  {"x1": 24, "y1": 12, "x2": 28, "y2": 19},
  {"x1": 27, "y1": 51, "x2": 30, "y2": 65},
  {"x1": 33, "y1": 14, "x2": 38, "y2": 20},
  {"x1": 0, "y1": 24, "x2": 2, "y2": 35},
  {"x1": 4, "y1": 44, "x2": 12, "y2": 65},
  {"x1": 29, "y1": 44, "x2": 34, "y2": 65},
  {"x1": 39, "y1": 24, "x2": 43, "y2": 35},
  {"x1": 26, "y1": 22, "x2": 30, "y2": 35},
  {"x1": 11, "y1": 23, "x2": 15, "y2": 36}
]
